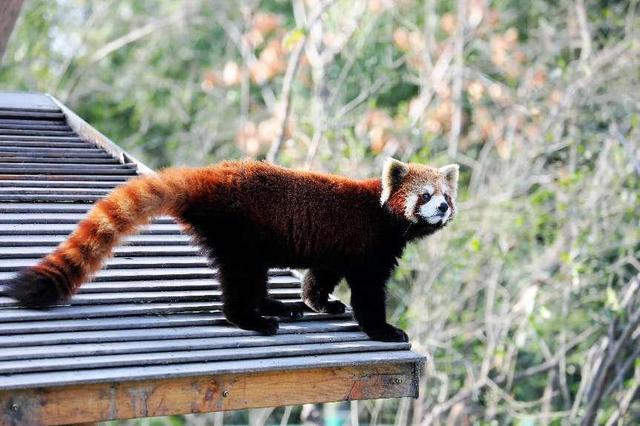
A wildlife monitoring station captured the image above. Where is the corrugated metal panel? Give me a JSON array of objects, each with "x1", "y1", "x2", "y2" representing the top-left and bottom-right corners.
[{"x1": 0, "y1": 92, "x2": 423, "y2": 392}]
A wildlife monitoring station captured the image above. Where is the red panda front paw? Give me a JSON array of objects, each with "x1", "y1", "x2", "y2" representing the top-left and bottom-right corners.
[
  {"x1": 324, "y1": 300, "x2": 346, "y2": 314},
  {"x1": 303, "y1": 298, "x2": 346, "y2": 314},
  {"x1": 363, "y1": 324, "x2": 409, "y2": 342}
]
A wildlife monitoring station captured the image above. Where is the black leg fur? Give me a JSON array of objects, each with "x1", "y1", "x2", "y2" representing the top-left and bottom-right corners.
[
  {"x1": 217, "y1": 263, "x2": 279, "y2": 335},
  {"x1": 346, "y1": 268, "x2": 408, "y2": 343},
  {"x1": 302, "y1": 269, "x2": 346, "y2": 314}
]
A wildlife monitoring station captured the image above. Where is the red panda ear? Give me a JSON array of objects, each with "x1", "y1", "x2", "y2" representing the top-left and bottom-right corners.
[
  {"x1": 381, "y1": 158, "x2": 409, "y2": 204},
  {"x1": 439, "y1": 164, "x2": 459, "y2": 196}
]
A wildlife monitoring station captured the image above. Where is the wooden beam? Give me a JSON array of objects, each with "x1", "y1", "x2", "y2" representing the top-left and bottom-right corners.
[
  {"x1": 0, "y1": 362, "x2": 421, "y2": 426},
  {"x1": 0, "y1": 0, "x2": 24, "y2": 63}
]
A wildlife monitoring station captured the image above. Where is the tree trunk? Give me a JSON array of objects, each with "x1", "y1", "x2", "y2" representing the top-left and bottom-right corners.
[{"x1": 0, "y1": 0, "x2": 24, "y2": 63}]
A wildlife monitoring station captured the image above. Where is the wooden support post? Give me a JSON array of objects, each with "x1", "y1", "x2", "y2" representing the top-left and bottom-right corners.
[
  {"x1": 0, "y1": 362, "x2": 421, "y2": 426},
  {"x1": 0, "y1": 0, "x2": 24, "y2": 62}
]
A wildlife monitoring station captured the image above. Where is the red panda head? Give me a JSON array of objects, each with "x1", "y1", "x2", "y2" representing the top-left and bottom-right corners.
[{"x1": 380, "y1": 158, "x2": 459, "y2": 228}]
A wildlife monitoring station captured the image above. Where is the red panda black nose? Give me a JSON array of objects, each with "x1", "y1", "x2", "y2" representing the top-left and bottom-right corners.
[{"x1": 438, "y1": 202, "x2": 449, "y2": 213}]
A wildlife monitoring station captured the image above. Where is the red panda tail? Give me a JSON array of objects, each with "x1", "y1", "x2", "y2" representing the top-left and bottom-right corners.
[{"x1": 4, "y1": 172, "x2": 183, "y2": 308}]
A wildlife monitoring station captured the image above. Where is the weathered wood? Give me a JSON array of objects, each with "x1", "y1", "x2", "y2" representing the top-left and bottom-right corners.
[
  {"x1": 0, "y1": 255, "x2": 207, "y2": 271},
  {"x1": 0, "y1": 156, "x2": 120, "y2": 164},
  {"x1": 0, "y1": 361, "x2": 421, "y2": 426},
  {"x1": 0, "y1": 124, "x2": 71, "y2": 131},
  {"x1": 0, "y1": 245, "x2": 199, "y2": 258},
  {"x1": 0, "y1": 234, "x2": 192, "y2": 246},
  {"x1": 0, "y1": 174, "x2": 131, "y2": 182},
  {"x1": 0, "y1": 311, "x2": 349, "y2": 336},
  {"x1": 0, "y1": 129, "x2": 75, "y2": 136},
  {"x1": 0, "y1": 320, "x2": 358, "y2": 348},
  {"x1": 0, "y1": 167, "x2": 137, "y2": 175},
  {"x1": 0, "y1": 135, "x2": 81, "y2": 142},
  {"x1": 0, "y1": 119, "x2": 67, "y2": 127},
  {"x1": 0, "y1": 266, "x2": 212, "y2": 282},
  {"x1": 0, "y1": 223, "x2": 181, "y2": 235},
  {"x1": 0, "y1": 213, "x2": 174, "y2": 224},
  {"x1": 0, "y1": 341, "x2": 410, "y2": 374}
]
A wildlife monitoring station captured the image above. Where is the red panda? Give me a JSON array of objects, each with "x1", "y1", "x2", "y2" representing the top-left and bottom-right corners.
[{"x1": 4, "y1": 158, "x2": 458, "y2": 342}]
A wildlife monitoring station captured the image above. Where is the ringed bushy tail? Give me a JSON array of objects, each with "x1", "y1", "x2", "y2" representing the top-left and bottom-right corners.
[{"x1": 4, "y1": 172, "x2": 185, "y2": 308}]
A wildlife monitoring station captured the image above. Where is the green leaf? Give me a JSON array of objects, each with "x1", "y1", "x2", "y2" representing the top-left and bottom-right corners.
[
  {"x1": 606, "y1": 287, "x2": 621, "y2": 313},
  {"x1": 283, "y1": 28, "x2": 306, "y2": 50}
]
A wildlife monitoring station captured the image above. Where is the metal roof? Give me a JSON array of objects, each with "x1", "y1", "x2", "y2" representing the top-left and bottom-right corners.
[{"x1": 0, "y1": 92, "x2": 424, "y2": 423}]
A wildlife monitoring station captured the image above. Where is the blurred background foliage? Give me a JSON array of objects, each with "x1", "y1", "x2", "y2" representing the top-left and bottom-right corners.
[{"x1": 2, "y1": 0, "x2": 639, "y2": 424}]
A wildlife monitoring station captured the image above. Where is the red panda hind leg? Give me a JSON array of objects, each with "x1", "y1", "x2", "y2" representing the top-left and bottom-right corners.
[
  {"x1": 217, "y1": 264, "x2": 278, "y2": 335},
  {"x1": 302, "y1": 269, "x2": 346, "y2": 314}
]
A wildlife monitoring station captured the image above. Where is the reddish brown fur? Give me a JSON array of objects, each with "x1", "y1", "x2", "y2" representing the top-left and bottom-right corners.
[{"x1": 4, "y1": 160, "x2": 456, "y2": 341}]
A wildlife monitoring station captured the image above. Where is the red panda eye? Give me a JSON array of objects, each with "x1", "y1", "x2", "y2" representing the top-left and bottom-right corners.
[{"x1": 422, "y1": 193, "x2": 432, "y2": 202}]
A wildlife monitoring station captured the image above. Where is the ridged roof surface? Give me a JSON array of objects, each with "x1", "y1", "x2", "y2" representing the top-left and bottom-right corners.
[{"x1": 0, "y1": 92, "x2": 423, "y2": 393}]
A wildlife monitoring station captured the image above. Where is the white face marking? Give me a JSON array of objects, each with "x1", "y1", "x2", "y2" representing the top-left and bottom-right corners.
[
  {"x1": 404, "y1": 193, "x2": 419, "y2": 222},
  {"x1": 416, "y1": 179, "x2": 453, "y2": 225},
  {"x1": 424, "y1": 184, "x2": 434, "y2": 196},
  {"x1": 418, "y1": 194, "x2": 447, "y2": 224}
]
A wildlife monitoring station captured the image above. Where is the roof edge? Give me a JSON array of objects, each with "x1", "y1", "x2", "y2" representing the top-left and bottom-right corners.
[
  {"x1": 46, "y1": 94, "x2": 155, "y2": 176},
  {"x1": 0, "y1": 359, "x2": 423, "y2": 424}
]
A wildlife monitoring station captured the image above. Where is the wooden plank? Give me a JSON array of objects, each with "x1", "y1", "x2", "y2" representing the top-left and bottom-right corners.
[
  {"x1": 0, "y1": 188, "x2": 112, "y2": 196},
  {"x1": 0, "y1": 194, "x2": 104, "y2": 202},
  {"x1": 0, "y1": 234, "x2": 192, "y2": 246},
  {"x1": 0, "y1": 274, "x2": 296, "y2": 294},
  {"x1": 0, "y1": 119, "x2": 65, "y2": 127},
  {"x1": 0, "y1": 300, "x2": 230, "y2": 322},
  {"x1": 0, "y1": 180, "x2": 121, "y2": 189},
  {"x1": 0, "y1": 141, "x2": 89, "y2": 148},
  {"x1": 0, "y1": 213, "x2": 174, "y2": 224},
  {"x1": 0, "y1": 174, "x2": 131, "y2": 182},
  {"x1": 0, "y1": 313, "x2": 227, "y2": 335},
  {"x1": 0, "y1": 330, "x2": 364, "y2": 360},
  {"x1": 0, "y1": 255, "x2": 207, "y2": 271},
  {"x1": 0, "y1": 162, "x2": 135, "y2": 169},
  {"x1": 0, "y1": 266, "x2": 213, "y2": 282},
  {"x1": 0, "y1": 321, "x2": 358, "y2": 348},
  {"x1": 0, "y1": 167, "x2": 137, "y2": 175},
  {"x1": 0, "y1": 109, "x2": 64, "y2": 120},
  {"x1": 0, "y1": 350, "x2": 422, "y2": 390},
  {"x1": 0, "y1": 245, "x2": 199, "y2": 258},
  {"x1": 0, "y1": 157, "x2": 120, "y2": 164},
  {"x1": 0, "y1": 341, "x2": 409, "y2": 375},
  {"x1": 0, "y1": 151, "x2": 113, "y2": 160},
  {"x1": 0, "y1": 360, "x2": 421, "y2": 425},
  {"x1": 0, "y1": 223, "x2": 181, "y2": 235},
  {"x1": 0, "y1": 288, "x2": 299, "y2": 307},
  {"x1": 0, "y1": 310, "x2": 344, "y2": 336},
  {"x1": 0, "y1": 115, "x2": 64, "y2": 122},
  {"x1": 0, "y1": 202, "x2": 104, "y2": 212},
  {"x1": 0, "y1": 129, "x2": 75, "y2": 136},
  {"x1": 0, "y1": 135, "x2": 82, "y2": 142},
  {"x1": 0, "y1": 93, "x2": 57, "y2": 111},
  {"x1": 0, "y1": 146, "x2": 107, "y2": 155},
  {"x1": 72, "y1": 275, "x2": 298, "y2": 292},
  {"x1": 0, "y1": 124, "x2": 71, "y2": 131},
  {"x1": 0, "y1": 301, "x2": 223, "y2": 322}
]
